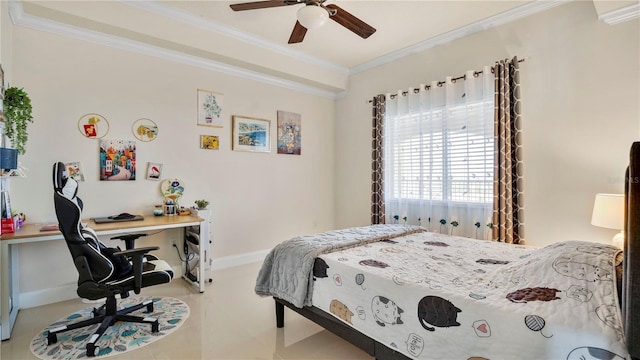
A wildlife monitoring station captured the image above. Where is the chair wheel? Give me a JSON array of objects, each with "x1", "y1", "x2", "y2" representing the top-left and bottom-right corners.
[
  {"x1": 151, "y1": 320, "x2": 159, "y2": 333},
  {"x1": 146, "y1": 303, "x2": 154, "y2": 313},
  {"x1": 86, "y1": 344, "x2": 98, "y2": 357},
  {"x1": 47, "y1": 332, "x2": 57, "y2": 345}
]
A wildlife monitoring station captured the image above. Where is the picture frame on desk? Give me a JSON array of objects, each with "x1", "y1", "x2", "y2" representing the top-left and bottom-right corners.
[{"x1": 65, "y1": 161, "x2": 85, "y2": 182}]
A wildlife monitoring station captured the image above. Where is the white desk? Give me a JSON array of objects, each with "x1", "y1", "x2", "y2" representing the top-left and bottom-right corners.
[{"x1": 0, "y1": 215, "x2": 206, "y2": 340}]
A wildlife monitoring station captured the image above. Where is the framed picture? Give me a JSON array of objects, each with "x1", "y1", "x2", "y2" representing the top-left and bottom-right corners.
[
  {"x1": 232, "y1": 115, "x2": 270, "y2": 153},
  {"x1": 197, "y1": 89, "x2": 223, "y2": 128},
  {"x1": 132, "y1": 118, "x2": 158, "y2": 142},
  {"x1": 277, "y1": 110, "x2": 301, "y2": 155},
  {"x1": 99, "y1": 139, "x2": 136, "y2": 181},
  {"x1": 65, "y1": 162, "x2": 85, "y2": 182},
  {"x1": 200, "y1": 135, "x2": 219, "y2": 150},
  {"x1": 146, "y1": 162, "x2": 163, "y2": 181},
  {"x1": 78, "y1": 113, "x2": 110, "y2": 139}
]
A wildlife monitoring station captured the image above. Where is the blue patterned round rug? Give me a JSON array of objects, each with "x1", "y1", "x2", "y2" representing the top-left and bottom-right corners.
[{"x1": 30, "y1": 296, "x2": 189, "y2": 359}]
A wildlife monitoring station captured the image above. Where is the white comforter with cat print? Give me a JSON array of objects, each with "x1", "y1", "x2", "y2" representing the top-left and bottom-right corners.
[
  {"x1": 255, "y1": 224, "x2": 426, "y2": 307},
  {"x1": 311, "y1": 231, "x2": 629, "y2": 360}
]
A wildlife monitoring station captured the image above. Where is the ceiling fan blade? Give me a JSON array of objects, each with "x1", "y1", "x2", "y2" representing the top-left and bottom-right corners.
[
  {"x1": 325, "y1": 4, "x2": 376, "y2": 39},
  {"x1": 230, "y1": 1, "x2": 299, "y2": 12},
  {"x1": 288, "y1": 21, "x2": 308, "y2": 44}
]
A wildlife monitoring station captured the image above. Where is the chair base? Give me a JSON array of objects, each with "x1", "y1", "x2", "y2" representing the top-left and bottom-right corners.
[{"x1": 45, "y1": 296, "x2": 158, "y2": 357}]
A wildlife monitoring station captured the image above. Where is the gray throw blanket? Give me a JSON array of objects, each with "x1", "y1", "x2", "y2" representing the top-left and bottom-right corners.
[{"x1": 255, "y1": 224, "x2": 426, "y2": 307}]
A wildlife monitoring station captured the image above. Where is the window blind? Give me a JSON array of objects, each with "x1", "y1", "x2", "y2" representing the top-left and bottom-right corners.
[{"x1": 386, "y1": 92, "x2": 494, "y2": 204}]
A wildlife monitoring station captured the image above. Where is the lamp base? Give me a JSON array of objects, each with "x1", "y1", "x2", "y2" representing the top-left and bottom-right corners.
[{"x1": 612, "y1": 231, "x2": 624, "y2": 249}]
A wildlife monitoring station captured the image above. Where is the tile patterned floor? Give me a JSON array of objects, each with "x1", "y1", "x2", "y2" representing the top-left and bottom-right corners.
[{"x1": 1, "y1": 262, "x2": 372, "y2": 360}]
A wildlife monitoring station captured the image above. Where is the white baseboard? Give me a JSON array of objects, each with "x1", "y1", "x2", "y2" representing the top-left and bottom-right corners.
[
  {"x1": 19, "y1": 250, "x2": 270, "y2": 309},
  {"x1": 210, "y1": 249, "x2": 269, "y2": 271},
  {"x1": 20, "y1": 283, "x2": 78, "y2": 309}
]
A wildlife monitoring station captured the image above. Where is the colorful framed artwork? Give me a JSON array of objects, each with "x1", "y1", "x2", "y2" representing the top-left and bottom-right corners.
[
  {"x1": 99, "y1": 139, "x2": 136, "y2": 181},
  {"x1": 232, "y1": 115, "x2": 270, "y2": 153},
  {"x1": 132, "y1": 118, "x2": 158, "y2": 142},
  {"x1": 65, "y1": 162, "x2": 85, "y2": 181},
  {"x1": 276, "y1": 110, "x2": 301, "y2": 155},
  {"x1": 78, "y1": 113, "x2": 110, "y2": 139},
  {"x1": 200, "y1": 135, "x2": 219, "y2": 150},
  {"x1": 146, "y1": 162, "x2": 163, "y2": 181},
  {"x1": 197, "y1": 89, "x2": 223, "y2": 128}
]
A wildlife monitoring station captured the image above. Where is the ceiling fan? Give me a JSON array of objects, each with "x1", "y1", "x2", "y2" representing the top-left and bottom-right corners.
[{"x1": 229, "y1": 0, "x2": 376, "y2": 44}]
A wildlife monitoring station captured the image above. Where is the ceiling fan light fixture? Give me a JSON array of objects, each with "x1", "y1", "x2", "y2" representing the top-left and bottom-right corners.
[{"x1": 297, "y1": 5, "x2": 328, "y2": 30}]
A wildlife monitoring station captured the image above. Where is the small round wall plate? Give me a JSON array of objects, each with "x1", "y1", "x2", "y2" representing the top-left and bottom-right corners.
[
  {"x1": 78, "y1": 113, "x2": 109, "y2": 139},
  {"x1": 132, "y1": 118, "x2": 158, "y2": 142}
]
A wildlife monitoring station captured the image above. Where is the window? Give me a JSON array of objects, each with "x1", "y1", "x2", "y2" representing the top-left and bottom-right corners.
[{"x1": 385, "y1": 86, "x2": 494, "y2": 206}]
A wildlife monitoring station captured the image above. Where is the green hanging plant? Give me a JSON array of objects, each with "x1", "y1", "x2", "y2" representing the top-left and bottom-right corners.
[{"x1": 3, "y1": 87, "x2": 33, "y2": 155}]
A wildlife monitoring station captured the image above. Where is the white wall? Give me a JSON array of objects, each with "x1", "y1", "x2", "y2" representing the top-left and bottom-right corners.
[
  {"x1": 9, "y1": 26, "x2": 335, "y2": 297},
  {"x1": 6, "y1": 0, "x2": 639, "y2": 306},
  {"x1": 335, "y1": 1, "x2": 640, "y2": 247}
]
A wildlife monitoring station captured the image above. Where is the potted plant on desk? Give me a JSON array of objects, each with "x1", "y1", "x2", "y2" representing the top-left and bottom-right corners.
[{"x1": 194, "y1": 199, "x2": 209, "y2": 210}]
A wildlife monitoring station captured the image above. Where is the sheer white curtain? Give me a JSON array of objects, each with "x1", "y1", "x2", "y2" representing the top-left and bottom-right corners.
[{"x1": 384, "y1": 68, "x2": 494, "y2": 239}]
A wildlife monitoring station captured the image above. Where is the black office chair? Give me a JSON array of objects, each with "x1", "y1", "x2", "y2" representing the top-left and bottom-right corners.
[{"x1": 49, "y1": 162, "x2": 174, "y2": 357}]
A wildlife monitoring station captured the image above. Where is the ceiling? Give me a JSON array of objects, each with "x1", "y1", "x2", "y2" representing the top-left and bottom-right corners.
[
  {"x1": 9, "y1": 0, "x2": 639, "y2": 95},
  {"x1": 158, "y1": 0, "x2": 533, "y2": 68}
]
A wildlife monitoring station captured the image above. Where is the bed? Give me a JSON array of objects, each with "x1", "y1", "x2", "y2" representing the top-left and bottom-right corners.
[{"x1": 256, "y1": 142, "x2": 640, "y2": 360}]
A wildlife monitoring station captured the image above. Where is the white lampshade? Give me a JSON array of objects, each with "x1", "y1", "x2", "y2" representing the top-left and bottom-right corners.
[
  {"x1": 591, "y1": 193, "x2": 624, "y2": 230},
  {"x1": 591, "y1": 193, "x2": 625, "y2": 248},
  {"x1": 297, "y1": 5, "x2": 329, "y2": 29}
]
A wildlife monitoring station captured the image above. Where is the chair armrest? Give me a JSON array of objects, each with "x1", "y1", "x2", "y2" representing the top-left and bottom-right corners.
[
  {"x1": 114, "y1": 246, "x2": 160, "y2": 293},
  {"x1": 114, "y1": 246, "x2": 159, "y2": 257},
  {"x1": 110, "y1": 233, "x2": 148, "y2": 250}
]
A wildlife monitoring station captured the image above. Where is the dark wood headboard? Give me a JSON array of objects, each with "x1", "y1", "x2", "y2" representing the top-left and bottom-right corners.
[{"x1": 624, "y1": 142, "x2": 640, "y2": 359}]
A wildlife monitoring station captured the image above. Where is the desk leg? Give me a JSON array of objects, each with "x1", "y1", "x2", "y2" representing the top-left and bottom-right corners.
[
  {"x1": 197, "y1": 220, "x2": 206, "y2": 293},
  {"x1": 1, "y1": 241, "x2": 9, "y2": 340},
  {"x1": 1, "y1": 242, "x2": 20, "y2": 340}
]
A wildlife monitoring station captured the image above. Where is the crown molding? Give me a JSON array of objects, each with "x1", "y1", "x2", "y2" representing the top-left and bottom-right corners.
[
  {"x1": 7, "y1": 1, "x2": 338, "y2": 98},
  {"x1": 350, "y1": 0, "x2": 568, "y2": 75},
  {"x1": 119, "y1": 0, "x2": 349, "y2": 75},
  {"x1": 599, "y1": 3, "x2": 640, "y2": 25},
  {"x1": 8, "y1": 0, "x2": 582, "y2": 96}
]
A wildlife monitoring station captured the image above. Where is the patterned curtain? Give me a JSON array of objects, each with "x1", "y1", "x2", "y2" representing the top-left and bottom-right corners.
[
  {"x1": 492, "y1": 56, "x2": 525, "y2": 244},
  {"x1": 371, "y1": 94, "x2": 386, "y2": 225}
]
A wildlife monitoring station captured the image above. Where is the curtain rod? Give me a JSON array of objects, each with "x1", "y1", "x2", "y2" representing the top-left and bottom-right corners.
[{"x1": 367, "y1": 57, "x2": 525, "y2": 103}]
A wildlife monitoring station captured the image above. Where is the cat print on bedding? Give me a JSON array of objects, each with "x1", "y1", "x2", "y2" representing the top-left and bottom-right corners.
[
  {"x1": 417, "y1": 296, "x2": 461, "y2": 331},
  {"x1": 371, "y1": 296, "x2": 404, "y2": 327},
  {"x1": 595, "y1": 304, "x2": 624, "y2": 337},
  {"x1": 423, "y1": 241, "x2": 450, "y2": 247},
  {"x1": 506, "y1": 287, "x2": 561, "y2": 303},
  {"x1": 565, "y1": 285, "x2": 593, "y2": 302},
  {"x1": 476, "y1": 258, "x2": 510, "y2": 265},
  {"x1": 330, "y1": 299, "x2": 354, "y2": 324},
  {"x1": 313, "y1": 258, "x2": 330, "y2": 279},
  {"x1": 359, "y1": 259, "x2": 390, "y2": 268},
  {"x1": 566, "y1": 347, "x2": 625, "y2": 360},
  {"x1": 552, "y1": 257, "x2": 612, "y2": 282}
]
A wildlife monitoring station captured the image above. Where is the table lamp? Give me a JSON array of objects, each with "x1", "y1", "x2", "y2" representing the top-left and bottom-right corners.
[{"x1": 591, "y1": 193, "x2": 624, "y2": 249}]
